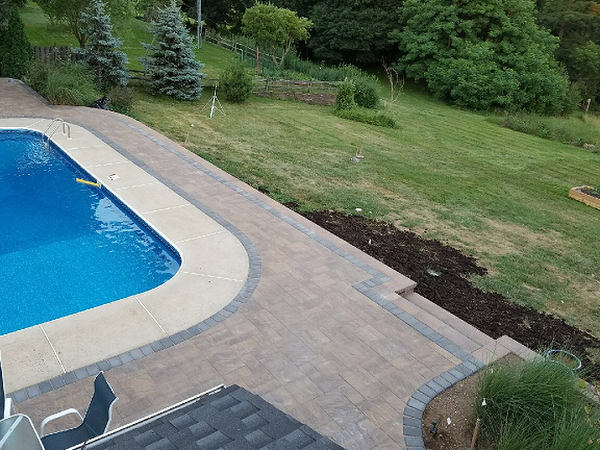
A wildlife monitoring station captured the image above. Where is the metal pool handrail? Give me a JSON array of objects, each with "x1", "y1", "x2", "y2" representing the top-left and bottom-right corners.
[{"x1": 42, "y1": 118, "x2": 71, "y2": 149}]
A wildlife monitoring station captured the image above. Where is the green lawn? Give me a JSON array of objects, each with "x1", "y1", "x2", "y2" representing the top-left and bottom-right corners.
[
  {"x1": 20, "y1": 4, "x2": 600, "y2": 339},
  {"x1": 133, "y1": 88, "x2": 600, "y2": 338}
]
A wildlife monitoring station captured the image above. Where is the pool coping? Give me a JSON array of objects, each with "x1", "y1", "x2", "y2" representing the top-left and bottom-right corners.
[{"x1": 0, "y1": 118, "x2": 260, "y2": 395}]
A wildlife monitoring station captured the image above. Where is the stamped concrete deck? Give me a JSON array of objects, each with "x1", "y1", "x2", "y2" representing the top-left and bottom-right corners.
[{"x1": 0, "y1": 79, "x2": 530, "y2": 450}]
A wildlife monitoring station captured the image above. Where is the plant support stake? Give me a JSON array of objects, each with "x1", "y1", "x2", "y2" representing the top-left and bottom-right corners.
[{"x1": 469, "y1": 418, "x2": 480, "y2": 450}]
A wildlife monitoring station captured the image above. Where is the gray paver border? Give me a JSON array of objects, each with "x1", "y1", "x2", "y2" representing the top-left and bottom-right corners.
[
  {"x1": 5, "y1": 83, "x2": 480, "y2": 403},
  {"x1": 402, "y1": 358, "x2": 485, "y2": 449}
]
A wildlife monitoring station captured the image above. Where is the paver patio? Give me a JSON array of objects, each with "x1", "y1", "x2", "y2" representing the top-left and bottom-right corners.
[{"x1": 0, "y1": 79, "x2": 530, "y2": 450}]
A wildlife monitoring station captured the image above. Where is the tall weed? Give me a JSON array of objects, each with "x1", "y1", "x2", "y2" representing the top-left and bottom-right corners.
[{"x1": 489, "y1": 112, "x2": 600, "y2": 151}]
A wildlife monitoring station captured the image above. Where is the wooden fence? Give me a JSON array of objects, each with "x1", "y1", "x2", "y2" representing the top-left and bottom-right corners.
[
  {"x1": 33, "y1": 46, "x2": 85, "y2": 64},
  {"x1": 204, "y1": 33, "x2": 339, "y2": 95}
]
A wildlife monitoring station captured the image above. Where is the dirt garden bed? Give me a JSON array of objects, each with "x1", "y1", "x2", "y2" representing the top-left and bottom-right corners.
[
  {"x1": 253, "y1": 91, "x2": 336, "y2": 106},
  {"x1": 569, "y1": 186, "x2": 600, "y2": 210},
  {"x1": 300, "y1": 210, "x2": 600, "y2": 380}
]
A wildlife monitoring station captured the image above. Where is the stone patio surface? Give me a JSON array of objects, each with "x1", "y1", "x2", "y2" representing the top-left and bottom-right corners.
[{"x1": 0, "y1": 79, "x2": 530, "y2": 450}]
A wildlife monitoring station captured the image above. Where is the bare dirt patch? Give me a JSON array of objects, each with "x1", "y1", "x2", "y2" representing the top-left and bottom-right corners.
[
  {"x1": 300, "y1": 210, "x2": 600, "y2": 380},
  {"x1": 422, "y1": 355, "x2": 521, "y2": 450}
]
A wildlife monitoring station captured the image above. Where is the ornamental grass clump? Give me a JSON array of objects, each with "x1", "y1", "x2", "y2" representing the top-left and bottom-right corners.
[{"x1": 475, "y1": 357, "x2": 600, "y2": 450}]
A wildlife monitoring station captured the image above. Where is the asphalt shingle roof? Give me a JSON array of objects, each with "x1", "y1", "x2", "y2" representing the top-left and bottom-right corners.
[{"x1": 87, "y1": 385, "x2": 345, "y2": 450}]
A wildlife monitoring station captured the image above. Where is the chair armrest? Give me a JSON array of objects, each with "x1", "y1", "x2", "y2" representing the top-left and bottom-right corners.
[
  {"x1": 40, "y1": 408, "x2": 83, "y2": 436},
  {"x1": 3, "y1": 397, "x2": 12, "y2": 419}
]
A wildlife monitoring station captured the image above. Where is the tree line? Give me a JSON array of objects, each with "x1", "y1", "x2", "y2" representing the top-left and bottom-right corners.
[{"x1": 3, "y1": 0, "x2": 600, "y2": 114}]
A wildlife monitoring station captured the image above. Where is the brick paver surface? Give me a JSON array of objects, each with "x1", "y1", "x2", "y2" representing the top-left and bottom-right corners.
[{"x1": 1, "y1": 79, "x2": 509, "y2": 450}]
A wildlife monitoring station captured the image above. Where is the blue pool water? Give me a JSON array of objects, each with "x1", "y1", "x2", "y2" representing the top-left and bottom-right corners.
[{"x1": 0, "y1": 129, "x2": 181, "y2": 335}]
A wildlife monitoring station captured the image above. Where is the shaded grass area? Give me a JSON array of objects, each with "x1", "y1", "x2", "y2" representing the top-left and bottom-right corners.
[
  {"x1": 21, "y1": 1, "x2": 235, "y2": 75},
  {"x1": 21, "y1": 2, "x2": 151, "y2": 71}
]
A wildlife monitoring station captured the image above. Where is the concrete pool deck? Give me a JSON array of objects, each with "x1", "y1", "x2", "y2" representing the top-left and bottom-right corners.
[
  {"x1": 0, "y1": 118, "x2": 250, "y2": 389},
  {"x1": 0, "y1": 79, "x2": 534, "y2": 450}
]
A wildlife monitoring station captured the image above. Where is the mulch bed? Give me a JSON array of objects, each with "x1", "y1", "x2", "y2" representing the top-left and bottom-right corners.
[
  {"x1": 300, "y1": 210, "x2": 600, "y2": 380},
  {"x1": 253, "y1": 91, "x2": 336, "y2": 106}
]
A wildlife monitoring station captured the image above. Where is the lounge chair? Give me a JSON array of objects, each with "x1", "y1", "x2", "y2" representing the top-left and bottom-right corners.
[
  {"x1": 0, "y1": 351, "x2": 13, "y2": 419},
  {"x1": 40, "y1": 372, "x2": 118, "y2": 450}
]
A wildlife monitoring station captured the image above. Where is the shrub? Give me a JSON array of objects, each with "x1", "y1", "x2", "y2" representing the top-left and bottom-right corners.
[
  {"x1": 353, "y1": 77, "x2": 380, "y2": 108},
  {"x1": 475, "y1": 357, "x2": 600, "y2": 450},
  {"x1": 334, "y1": 108, "x2": 396, "y2": 128},
  {"x1": 44, "y1": 63, "x2": 100, "y2": 105},
  {"x1": 219, "y1": 62, "x2": 254, "y2": 103},
  {"x1": 335, "y1": 78, "x2": 356, "y2": 111},
  {"x1": 108, "y1": 85, "x2": 135, "y2": 114},
  {"x1": 25, "y1": 61, "x2": 49, "y2": 94}
]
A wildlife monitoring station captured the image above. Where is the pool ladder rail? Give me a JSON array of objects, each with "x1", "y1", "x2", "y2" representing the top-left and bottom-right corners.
[{"x1": 42, "y1": 118, "x2": 71, "y2": 149}]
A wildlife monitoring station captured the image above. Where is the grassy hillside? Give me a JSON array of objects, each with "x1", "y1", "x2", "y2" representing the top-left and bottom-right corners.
[
  {"x1": 19, "y1": 4, "x2": 600, "y2": 339},
  {"x1": 22, "y1": 2, "x2": 235, "y2": 74}
]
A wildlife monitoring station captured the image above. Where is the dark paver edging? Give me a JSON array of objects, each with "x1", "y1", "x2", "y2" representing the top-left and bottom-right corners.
[
  {"x1": 5, "y1": 85, "x2": 480, "y2": 404},
  {"x1": 402, "y1": 358, "x2": 486, "y2": 449}
]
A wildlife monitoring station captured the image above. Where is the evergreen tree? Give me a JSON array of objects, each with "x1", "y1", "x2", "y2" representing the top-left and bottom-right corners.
[
  {"x1": 392, "y1": 0, "x2": 571, "y2": 114},
  {"x1": 80, "y1": 0, "x2": 129, "y2": 90},
  {"x1": 0, "y1": 6, "x2": 33, "y2": 79},
  {"x1": 141, "y1": 1, "x2": 204, "y2": 100}
]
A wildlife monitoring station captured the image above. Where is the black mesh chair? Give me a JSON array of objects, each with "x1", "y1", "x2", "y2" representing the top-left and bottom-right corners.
[
  {"x1": 0, "y1": 351, "x2": 13, "y2": 419},
  {"x1": 40, "y1": 372, "x2": 118, "y2": 450}
]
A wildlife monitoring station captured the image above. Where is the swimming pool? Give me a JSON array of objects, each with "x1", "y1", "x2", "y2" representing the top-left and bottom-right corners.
[{"x1": 0, "y1": 129, "x2": 181, "y2": 336}]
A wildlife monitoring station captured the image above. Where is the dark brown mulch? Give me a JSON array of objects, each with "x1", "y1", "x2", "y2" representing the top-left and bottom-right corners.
[
  {"x1": 300, "y1": 210, "x2": 600, "y2": 380},
  {"x1": 581, "y1": 187, "x2": 600, "y2": 199},
  {"x1": 253, "y1": 91, "x2": 336, "y2": 106}
]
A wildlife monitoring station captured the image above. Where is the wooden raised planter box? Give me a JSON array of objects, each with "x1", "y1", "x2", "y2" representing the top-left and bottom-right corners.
[{"x1": 569, "y1": 186, "x2": 600, "y2": 211}]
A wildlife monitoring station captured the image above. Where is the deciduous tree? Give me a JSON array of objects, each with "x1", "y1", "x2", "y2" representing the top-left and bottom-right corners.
[
  {"x1": 242, "y1": 2, "x2": 312, "y2": 67},
  {"x1": 392, "y1": 0, "x2": 571, "y2": 114},
  {"x1": 308, "y1": 0, "x2": 399, "y2": 64}
]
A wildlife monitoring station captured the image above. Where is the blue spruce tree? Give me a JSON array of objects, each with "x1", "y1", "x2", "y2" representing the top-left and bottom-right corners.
[
  {"x1": 141, "y1": 1, "x2": 205, "y2": 100},
  {"x1": 80, "y1": 0, "x2": 129, "y2": 91}
]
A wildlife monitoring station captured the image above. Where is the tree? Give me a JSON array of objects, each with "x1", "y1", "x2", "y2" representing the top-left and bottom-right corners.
[
  {"x1": 34, "y1": 0, "x2": 133, "y2": 47},
  {"x1": 307, "y1": 0, "x2": 400, "y2": 64},
  {"x1": 392, "y1": 0, "x2": 571, "y2": 114},
  {"x1": 573, "y1": 41, "x2": 600, "y2": 99},
  {"x1": 0, "y1": 6, "x2": 33, "y2": 78},
  {"x1": 141, "y1": 1, "x2": 205, "y2": 100},
  {"x1": 242, "y1": 3, "x2": 312, "y2": 67},
  {"x1": 80, "y1": 0, "x2": 129, "y2": 90},
  {"x1": 538, "y1": 0, "x2": 600, "y2": 102}
]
